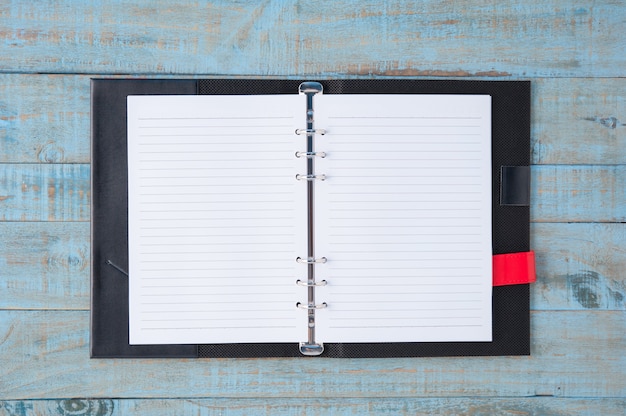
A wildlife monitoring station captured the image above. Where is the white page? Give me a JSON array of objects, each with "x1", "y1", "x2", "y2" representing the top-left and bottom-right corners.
[
  {"x1": 314, "y1": 94, "x2": 492, "y2": 342},
  {"x1": 128, "y1": 95, "x2": 306, "y2": 344}
]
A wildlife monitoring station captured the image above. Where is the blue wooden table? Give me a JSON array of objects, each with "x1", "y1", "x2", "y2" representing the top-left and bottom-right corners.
[{"x1": 1, "y1": 1, "x2": 625, "y2": 414}]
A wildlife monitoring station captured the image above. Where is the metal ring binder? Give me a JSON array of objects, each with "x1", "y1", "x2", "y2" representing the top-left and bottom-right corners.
[
  {"x1": 295, "y1": 151, "x2": 326, "y2": 158},
  {"x1": 296, "y1": 279, "x2": 327, "y2": 287},
  {"x1": 296, "y1": 81, "x2": 326, "y2": 356},
  {"x1": 295, "y1": 128, "x2": 327, "y2": 135},
  {"x1": 296, "y1": 256, "x2": 327, "y2": 264},
  {"x1": 296, "y1": 302, "x2": 328, "y2": 310},
  {"x1": 299, "y1": 81, "x2": 324, "y2": 94},
  {"x1": 296, "y1": 173, "x2": 326, "y2": 181}
]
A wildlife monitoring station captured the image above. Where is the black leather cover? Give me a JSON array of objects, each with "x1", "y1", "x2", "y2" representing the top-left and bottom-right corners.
[{"x1": 91, "y1": 79, "x2": 531, "y2": 358}]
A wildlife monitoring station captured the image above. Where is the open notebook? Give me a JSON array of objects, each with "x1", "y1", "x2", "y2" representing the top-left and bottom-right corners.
[
  {"x1": 127, "y1": 85, "x2": 492, "y2": 353},
  {"x1": 91, "y1": 79, "x2": 531, "y2": 358}
]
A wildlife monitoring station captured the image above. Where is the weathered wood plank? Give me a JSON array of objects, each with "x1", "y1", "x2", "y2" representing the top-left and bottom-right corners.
[
  {"x1": 0, "y1": 222, "x2": 89, "y2": 310},
  {"x1": 1, "y1": 310, "x2": 623, "y2": 399},
  {"x1": 1, "y1": 75, "x2": 624, "y2": 164},
  {"x1": 532, "y1": 223, "x2": 626, "y2": 310},
  {"x1": 532, "y1": 78, "x2": 626, "y2": 165},
  {"x1": 531, "y1": 165, "x2": 626, "y2": 223},
  {"x1": 0, "y1": 1, "x2": 623, "y2": 77},
  {"x1": 1, "y1": 397, "x2": 625, "y2": 416},
  {"x1": 0, "y1": 164, "x2": 89, "y2": 221},
  {"x1": 0, "y1": 75, "x2": 89, "y2": 164},
  {"x1": 2, "y1": 164, "x2": 623, "y2": 222},
  {"x1": 2, "y1": 222, "x2": 625, "y2": 311}
]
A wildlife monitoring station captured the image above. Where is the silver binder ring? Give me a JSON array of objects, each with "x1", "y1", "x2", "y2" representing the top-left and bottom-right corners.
[
  {"x1": 296, "y1": 279, "x2": 327, "y2": 287},
  {"x1": 296, "y1": 256, "x2": 327, "y2": 264},
  {"x1": 295, "y1": 128, "x2": 326, "y2": 136},
  {"x1": 299, "y1": 81, "x2": 323, "y2": 95},
  {"x1": 296, "y1": 302, "x2": 328, "y2": 310},
  {"x1": 296, "y1": 174, "x2": 326, "y2": 181},
  {"x1": 299, "y1": 342, "x2": 324, "y2": 356},
  {"x1": 295, "y1": 151, "x2": 326, "y2": 158}
]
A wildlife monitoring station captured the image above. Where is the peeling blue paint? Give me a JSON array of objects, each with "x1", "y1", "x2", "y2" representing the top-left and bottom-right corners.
[{"x1": 0, "y1": 101, "x2": 19, "y2": 144}]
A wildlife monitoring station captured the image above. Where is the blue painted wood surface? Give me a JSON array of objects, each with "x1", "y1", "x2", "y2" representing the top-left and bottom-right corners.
[
  {"x1": 2, "y1": 397, "x2": 625, "y2": 416},
  {"x1": 0, "y1": 1, "x2": 624, "y2": 77},
  {"x1": 2, "y1": 311, "x2": 625, "y2": 398},
  {"x1": 0, "y1": 0, "x2": 625, "y2": 414}
]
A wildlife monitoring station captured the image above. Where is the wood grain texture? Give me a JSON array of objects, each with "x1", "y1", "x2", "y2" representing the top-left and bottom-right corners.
[
  {"x1": 532, "y1": 223, "x2": 626, "y2": 311},
  {"x1": 0, "y1": 164, "x2": 89, "y2": 221},
  {"x1": 1, "y1": 397, "x2": 625, "y2": 416},
  {"x1": 531, "y1": 165, "x2": 626, "y2": 223},
  {"x1": 0, "y1": 222, "x2": 89, "y2": 310},
  {"x1": 0, "y1": 75, "x2": 89, "y2": 164},
  {"x1": 3, "y1": 222, "x2": 625, "y2": 312},
  {"x1": 532, "y1": 78, "x2": 626, "y2": 165},
  {"x1": 0, "y1": 1, "x2": 624, "y2": 77},
  {"x1": 1, "y1": 310, "x2": 624, "y2": 399}
]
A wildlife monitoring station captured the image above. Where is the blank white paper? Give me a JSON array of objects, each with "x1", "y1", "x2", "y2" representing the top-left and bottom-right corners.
[
  {"x1": 127, "y1": 92, "x2": 493, "y2": 346},
  {"x1": 314, "y1": 94, "x2": 493, "y2": 342},
  {"x1": 127, "y1": 95, "x2": 306, "y2": 344}
]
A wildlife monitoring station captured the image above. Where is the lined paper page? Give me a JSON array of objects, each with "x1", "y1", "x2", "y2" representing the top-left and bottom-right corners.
[
  {"x1": 314, "y1": 94, "x2": 492, "y2": 342},
  {"x1": 127, "y1": 95, "x2": 305, "y2": 344}
]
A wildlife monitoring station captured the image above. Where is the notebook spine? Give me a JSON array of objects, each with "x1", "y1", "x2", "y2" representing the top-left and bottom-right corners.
[{"x1": 296, "y1": 82, "x2": 327, "y2": 356}]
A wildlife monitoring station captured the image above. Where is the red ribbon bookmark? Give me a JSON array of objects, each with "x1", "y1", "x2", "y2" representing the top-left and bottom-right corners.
[{"x1": 493, "y1": 251, "x2": 536, "y2": 286}]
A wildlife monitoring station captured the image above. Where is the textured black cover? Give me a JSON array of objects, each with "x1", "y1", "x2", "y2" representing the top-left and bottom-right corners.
[{"x1": 91, "y1": 79, "x2": 531, "y2": 358}]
